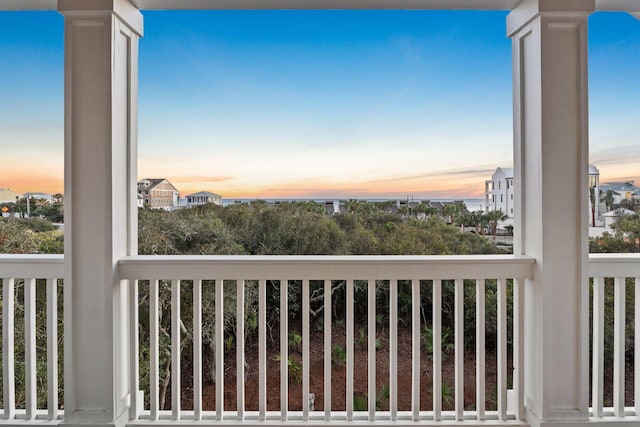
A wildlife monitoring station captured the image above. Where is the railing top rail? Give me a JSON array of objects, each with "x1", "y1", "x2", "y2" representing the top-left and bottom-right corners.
[
  {"x1": 2, "y1": 253, "x2": 638, "y2": 281},
  {"x1": 0, "y1": 254, "x2": 64, "y2": 278},
  {"x1": 118, "y1": 254, "x2": 536, "y2": 281},
  {"x1": 588, "y1": 253, "x2": 640, "y2": 278}
]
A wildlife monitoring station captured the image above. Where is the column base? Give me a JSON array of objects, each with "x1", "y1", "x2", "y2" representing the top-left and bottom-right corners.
[
  {"x1": 527, "y1": 406, "x2": 590, "y2": 427},
  {"x1": 62, "y1": 407, "x2": 128, "y2": 427}
]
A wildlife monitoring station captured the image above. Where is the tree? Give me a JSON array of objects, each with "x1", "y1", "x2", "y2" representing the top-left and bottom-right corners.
[
  {"x1": 441, "y1": 204, "x2": 459, "y2": 225},
  {"x1": 398, "y1": 205, "x2": 411, "y2": 218},
  {"x1": 601, "y1": 189, "x2": 615, "y2": 212},
  {"x1": 413, "y1": 203, "x2": 437, "y2": 219},
  {"x1": 462, "y1": 211, "x2": 485, "y2": 235},
  {"x1": 590, "y1": 186, "x2": 596, "y2": 227},
  {"x1": 484, "y1": 210, "x2": 508, "y2": 238},
  {"x1": 619, "y1": 197, "x2": 640, "y2": 213},
  {"x1": 30, "y1": 197, "x2": 50, "y2": 217},
  {"x1": 14, "y1": 196, "x2": 28, "y2": 218},
  {"x1": 610, "y1": 213, "x2": 640, "y2": 251}
]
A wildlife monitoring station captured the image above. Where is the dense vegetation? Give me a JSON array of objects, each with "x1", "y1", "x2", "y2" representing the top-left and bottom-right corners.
[
  {"x1": 138, "y1": 201, "x2": 507, "y2": 256},
  {"x1": 1, "y1": 200, "x2": 639, "y2": 410},
  {"x1": 0, "y1": 217, "x2": 63, "y2": 254},
  {"x1": 1, "y1": 194, "x2": 64, "y2": 223},
  {"x1": 590, "y1": 212, "x2": 640, "y2": 253}
]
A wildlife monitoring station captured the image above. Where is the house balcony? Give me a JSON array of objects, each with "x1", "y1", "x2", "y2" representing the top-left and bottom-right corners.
[{"x1": 1, "y1": 0, "x2": 639, "y2": 426}]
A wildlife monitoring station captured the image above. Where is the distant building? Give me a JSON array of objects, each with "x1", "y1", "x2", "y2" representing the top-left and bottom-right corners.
[
  {"x1": 0, "y1": 188, "x2": 19, "y2": 203},
  {"x1": 137, "y1": 178, "x2": 179, "y2": 211},
  {"x1": 485, "y1": 165, "x2": 600, "y2": 220},
  {"x1": 184, "y1": 191, "x2": 222, "y2": 208},
  {"x1": 24, "y1": 192, "x2": 54, "y2": 203},
  {"x1": 599, "y1": 181, "x2": 640, "y2": 207},
  {"x1": 485, "y1": 167, "x2": 515, "y2": 217}
]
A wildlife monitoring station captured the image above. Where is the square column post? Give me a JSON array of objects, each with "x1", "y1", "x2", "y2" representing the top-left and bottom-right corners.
[
  {"x1": 59, "y1": 0, "x2": 142, "y2": 425},
  {"x1": 508, "y1": 1, "x2": 593, "y2": 427}
]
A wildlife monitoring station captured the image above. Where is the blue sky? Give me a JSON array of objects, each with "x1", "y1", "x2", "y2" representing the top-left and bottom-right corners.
[{"x1": 0, "y1": 9, "x2": 638, "y2": 198}]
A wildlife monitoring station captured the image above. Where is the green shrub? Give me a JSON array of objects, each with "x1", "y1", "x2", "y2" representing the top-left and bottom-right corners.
[{"x1": 331, "y1": 344, "x2": 346, "y2": 367}]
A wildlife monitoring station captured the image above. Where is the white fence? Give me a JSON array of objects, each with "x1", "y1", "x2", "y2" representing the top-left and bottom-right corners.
[
  {"x1": 118, "y1": 255, "x2": 534, "y2": 424},
  {"x1": 589, "y1": 254, "x2": 640, "y2": 419},
  {"x1": 4, "y1": 254, "x2": 640, "y2": 425},
  {"x1": 0, "y1": 254, "x2": 63, "y2": 423}
]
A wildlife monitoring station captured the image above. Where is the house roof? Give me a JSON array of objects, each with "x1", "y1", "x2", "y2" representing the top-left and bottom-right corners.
[
  {"x1": 138, "y1": 178, "x2": 165, "y2": 187},
  {"x1": 600, "y1": 182, "x2": 639, "y2": 193},
  {"x1": 493, "y1": 164, "x2": 599, "y2": 179},
  {"x1": 24, "y1": 192, "x2": 52, "y2": 199},
  {"x1": 138, "y1": 178, "x2": 179, "y2": 192},
  {"x1": 491, "y1": 167, "x2": 513, "y2": 179},
  {"x1": 187, "y1": 191, "x2": 222, "y2": 198},
  {"x1": 602, "y1": 208, "x2": 636, "y2": 217},
  {"x1": 500, "y1": 167, "x2": 514, "y2": 178}
]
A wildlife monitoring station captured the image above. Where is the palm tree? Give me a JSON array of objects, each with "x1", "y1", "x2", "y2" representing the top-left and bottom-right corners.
[
  {"x1": 600, "y1": 189, "x2": 615, "y2": 212},
  {"x1": 485, "y1": 210, "x2": 508, "y2": 238},
  {"x1": 468, "y1": 211, "x2": 484, "y2": 234},
  {"x1": 479, "y1": 213, "x2": 490, "y2": 236},
  {"x1": 413, "y1": 203, "x2": 437, "y2": 219},
  {"x1": 620, "y1": 197, "x2": 640, "y2": 213},
  {"x1": 590, "y1": 187, "x2": 596, "y2": 227},
  {"x1": 442, "y1": 204, "x2": 460, "y2": 226}
]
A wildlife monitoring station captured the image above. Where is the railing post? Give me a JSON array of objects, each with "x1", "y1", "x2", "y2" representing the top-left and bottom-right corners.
[
  {"x1": 508, "y1": 1, "x2": 593, "y2": 427},
  {"x1": 58, "y1": 0, "x2": 142, "y2": 425}
]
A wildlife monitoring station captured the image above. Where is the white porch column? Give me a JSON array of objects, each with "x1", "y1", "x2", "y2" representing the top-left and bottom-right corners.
[
  {"x1": 59, "y1": 0, "x2": 142, "y2": 425},
  {"x1": 508, "y1": 1, "x2": 593, "y2": 427}
]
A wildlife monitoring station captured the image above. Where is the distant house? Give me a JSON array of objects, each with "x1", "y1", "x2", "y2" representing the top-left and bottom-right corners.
[
  {"x1": 137, "y1": 178, "x2": 179, "y2": 211},
  {"x1": 486, "y1": 165, "x2": 600, "y2": 220},
  {"x1": 599, "y1": 181, "x2": 640, "y2": 207},
  {"x1": 23, "y1": 192, "x2": 54, "y2": 203},
  {"x1": 184, "y1": 191, "x2": 222, "y2": 208},
  {"x1": 0, "y1": 188, "x2": 19, "y2": 203},
  {"x1": 485, "y1": 167, "x2": 515, "y2": 217}
]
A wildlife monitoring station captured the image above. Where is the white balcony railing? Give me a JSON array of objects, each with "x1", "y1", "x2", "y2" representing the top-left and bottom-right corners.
[
  {"x1": 589, "y1": 254, "x2": 640, "y2": 419},
  {"x1": 119, "y1": 255, "x2": 534, "y2": 424},
  {"x1": 3, "y1": 254, "x2": 640, "y2": 425},
  {"x1": 0, "y1": 254, "x2": 63, "y2": 423}
]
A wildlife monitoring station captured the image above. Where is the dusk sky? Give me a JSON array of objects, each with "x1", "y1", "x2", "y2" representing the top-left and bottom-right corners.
[{"x1": 1, "y1": 10, "x2": 638, "y2": 199}]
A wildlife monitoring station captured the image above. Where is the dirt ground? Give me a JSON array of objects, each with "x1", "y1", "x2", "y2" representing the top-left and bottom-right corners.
[{"x1": 179, "y1": 326, "x2": 510, "y2": 412}]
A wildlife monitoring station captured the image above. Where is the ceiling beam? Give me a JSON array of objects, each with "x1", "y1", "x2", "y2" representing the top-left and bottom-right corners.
[
  {"x1": 596, "y1": 0, "x2": 640, "y2": 12},
  {"x1": 0, "y1": 0, "x2": 55, "y2": 10},
  {"x1": 1, "y1": 0, "x2": 639, "y2": 14},
  {"x1": 129, "y1": 0, "x2": 519, "y2": 10}
]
